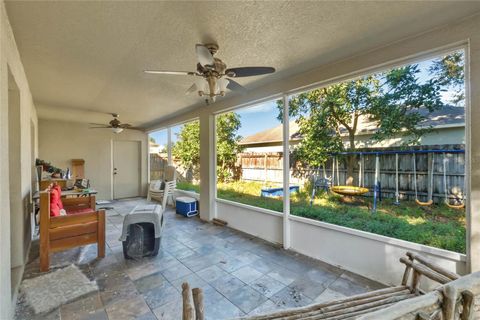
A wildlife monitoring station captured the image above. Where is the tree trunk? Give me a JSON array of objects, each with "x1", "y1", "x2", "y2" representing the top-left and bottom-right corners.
[{"x1": 346, "y1": 133, "x2": 356, "y2": 186}]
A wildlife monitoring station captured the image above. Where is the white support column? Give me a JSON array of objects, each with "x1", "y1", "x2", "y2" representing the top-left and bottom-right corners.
[
  {"x1": 199, "y1": 111, "x2": 216, "y2": 221},
  {"x1": 282, "y1": 94, "x2": 291, "y2": 249},
  {"x1": 167, "y1": 127, "x2": 172, "y2": 165}
]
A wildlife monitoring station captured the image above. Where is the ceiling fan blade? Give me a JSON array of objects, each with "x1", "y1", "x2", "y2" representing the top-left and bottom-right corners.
[
  {"x1": 144, "y1": 70, "x2": 196, "y2": 76},
  {"x1": 89, "y1": 123, "x2": 109, "y2": 126},
  {"x1": 225, "y1": 67, "x2": 275, "y2": 77},
  {"x1": 227, "y1": 79, "x2": 246, "y2": 92},
  {"x1": 185, "y1": 83, "x2": 198, "y2": 95},
  {"x1": 195, "y1": 44, "x2": 214, "y2": 67},
  {"x1": 89, "y1": 126, "x2": 111, "y2": 129}
]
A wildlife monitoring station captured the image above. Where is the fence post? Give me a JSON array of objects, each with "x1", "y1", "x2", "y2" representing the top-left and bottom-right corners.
[{"x1": 427, "y1": 153, "x2": 433, "y2": 202}]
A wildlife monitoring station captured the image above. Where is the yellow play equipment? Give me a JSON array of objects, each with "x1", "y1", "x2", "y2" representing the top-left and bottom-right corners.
[
  {"x1": 331, "y1": 186, "x2": 369, "y2": 196},
  {"x1": 442, "y1": 153, "x2": 465, "y2": 209},
  {"x1": 413, "y1": 153, "x2": 434, "y2": 206}
]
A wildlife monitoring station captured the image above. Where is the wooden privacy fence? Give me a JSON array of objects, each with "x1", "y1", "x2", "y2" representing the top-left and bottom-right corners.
[
  {"x1": 239, "y1": 145, "x2": 465, "y2": 204},
  {"x1": 150, "y1": 153, "x2": 197, "y2": 183}
]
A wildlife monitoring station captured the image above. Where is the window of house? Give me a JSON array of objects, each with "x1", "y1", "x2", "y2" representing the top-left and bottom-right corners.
[
  {"x1": 287, "y1": 48, "x2": 466, "y2": 253},
  {"x1": 215, "y1": 100, "x2": 284, "y2": 213}
]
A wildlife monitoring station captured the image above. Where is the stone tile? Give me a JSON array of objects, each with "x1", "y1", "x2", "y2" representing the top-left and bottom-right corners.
[
  {"x1": 340, "y1": 271, "x2": 386, "y2": 290},
  {"x1": 303, "y1": 267, "x2": 340, "y2": 287},
  {"x1": 267, "y1": 266, "x2": 298, "y2": 286},
  {"x1": 250, "y1": 275, "x2": 286, "y2": 298},
  {"x1": 288, "y1": 277, "x2": 327, "y2": 300},
  {"x1": 153, "y1": 300, "x2": 183, "y2": 320},
  {"x1": 161, "y1": 262, "x2": 192, "y2": 281},
  {"x1": 142, "y1": 282, "x2": 181, "y2": 309},
  {"x1": 105, "y1": 295, "x2": 150, "y2": 320},
  {"x1": 168, "y1": 246, "x2": 196, "y2": 260},
  {"x1": 313, "y1": 288, "x2": 347, "y2": 304},
  {"x1": 224, "y1": 285, "x2": 268, "y2": 314},
  {"x1": 231, "y1": 265, "x2": 264, "y2": 284},
  {"x1": 204, "y1": 294, "x2": 245, "y2": 319},
  {"x1": 270, "y1": 286, "x2": 313, "y2": 309},
  {"x1": 134, "y1": 271, "x2": 167, "y2": 294},
  {"x1": 99, "y1": 280, "x2": 139, "y2": 307},
  {"x1": 217, "y1": 256, "x2": 249, "y2": 273},
  {"x1": 170, "y1": 273, "x2": 208, "y2": 292},
  {"x1": 135, "y1": 311, "x2": 158, "y2": 320},
  {"x1": 60, "y1": 292, "x2": 103, "y2": 320},
  {"x1": 181, "y1": 254, "x2": 218, "y2": 272},
  {"x1": 81, "y1": 309, "x2": 109, "y2": 320},
  {"x1": 248, "y1": 299, "x2": 282, "y2": 316},
  {"x1": 210, "y1": 274, "x2": 246, "y2": 296},
  {"x1": 328, "y1": 274, "x2": 373, "y2": 296},
  {"x1": 249, "y1": 258, "x2": 280, "y2": 274},
  {"x1": 196, "y1": 265, "x2": 230, "y2": 283},
  {"x1": 125, "y1": 261, "x2": 163, "y2": 281}
]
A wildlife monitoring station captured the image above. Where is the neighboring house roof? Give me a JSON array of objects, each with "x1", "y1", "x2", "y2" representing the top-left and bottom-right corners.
[{"x1": 240, "y1": 105, "x2": 465, "y2": 146}]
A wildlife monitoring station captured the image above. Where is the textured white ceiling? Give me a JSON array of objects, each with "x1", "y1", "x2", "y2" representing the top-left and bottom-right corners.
[{"x1": 5, "y1": 1, "x2": 480, "y2": 127}]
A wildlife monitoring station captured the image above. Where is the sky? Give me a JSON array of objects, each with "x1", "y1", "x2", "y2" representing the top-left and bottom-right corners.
[{"x1": 150, "y1": 50, "x2": 464, "y2": 146}]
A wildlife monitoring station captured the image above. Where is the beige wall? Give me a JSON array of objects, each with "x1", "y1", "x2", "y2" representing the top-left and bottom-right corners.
[
  {"x1": 0, "y1": 1, "x2": 38, "y2": 318},
  {"x1": 38, "y1": 119, "x2": 148, "y2": 200},
  {"x1": 150, "y1": 13, "x2": 480, "y2": 275}
]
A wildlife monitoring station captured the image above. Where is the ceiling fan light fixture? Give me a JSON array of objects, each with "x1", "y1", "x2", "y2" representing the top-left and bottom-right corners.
[{"x1": 112, "y1": 127, "x2": 124, "y2": 134}]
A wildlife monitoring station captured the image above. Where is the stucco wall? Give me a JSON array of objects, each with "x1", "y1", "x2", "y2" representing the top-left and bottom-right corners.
[
  {"x1": 216, "y1": 199, "x2": 283, "y2": 244},
  {"x1": 0, "y1": 1, "x2": 38, "y2": 318},
  {"x1": 38, "y1": 119, "x2": 148, "y2": 200}
]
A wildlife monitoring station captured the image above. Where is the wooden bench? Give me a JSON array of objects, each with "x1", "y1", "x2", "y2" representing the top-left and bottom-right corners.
[
  {"x1": 181, "y1": 252, "x2": 478, "y2": 320},
  {"x1": 39, "y1": 188, "x2": 105, "y2": 272}
]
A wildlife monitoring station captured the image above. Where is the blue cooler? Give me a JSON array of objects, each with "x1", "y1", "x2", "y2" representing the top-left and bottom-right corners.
[{"x1": 176, "y1": 196, "x2": 198, "y2": 217}]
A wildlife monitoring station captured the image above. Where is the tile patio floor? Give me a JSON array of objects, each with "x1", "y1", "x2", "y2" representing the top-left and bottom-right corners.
[{"x1": 15, "y1": 197, "x2": 385, "y2": 320}]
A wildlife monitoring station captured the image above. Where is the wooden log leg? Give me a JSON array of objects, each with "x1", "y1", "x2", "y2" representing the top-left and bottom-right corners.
[
  {"x1": 192, "y1": 288, "x2": 205, "y2": 320},
  {"x1": 39, "y1": 243, "x2": 50, "y2": 272},
  {"x1": 460, "y1": 290, "x2": 474, "y2": 320},
  {"x1": 182, "y1": 283, "x2": 194, "y2": 320},
  {"x1": 97, "y1": 210, "x2": 106, "y2": 258}
]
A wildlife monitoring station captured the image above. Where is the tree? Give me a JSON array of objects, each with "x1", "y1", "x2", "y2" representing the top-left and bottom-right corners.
[
  {"x1": 149, "y1": 136, "x2": 156, "y2": 143},
  {"x1": 278, "y1": 54, "x2": 463, "y2": 184},
  {"x1": 216, "y1": 113, "x2": 244, "y2": 182},
  {"x1": 172, "y1": 121, "x2": 200, "y2": 180},
  {"x1": 429, "y1": 51, "x2": 465, "y2": 106},
  {"x1": 172, "y1": 113, "x2": 243, "y2": 182}
]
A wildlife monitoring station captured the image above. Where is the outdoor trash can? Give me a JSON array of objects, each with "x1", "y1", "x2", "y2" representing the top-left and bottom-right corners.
[
  {"x1": 119, "y1": 204, "x2": 164, "y2": 259},
  {"x1": 176, "y1": 196, "x2": 198, "y2": 217}
]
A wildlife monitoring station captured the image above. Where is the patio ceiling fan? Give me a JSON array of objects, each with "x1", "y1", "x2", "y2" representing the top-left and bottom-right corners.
[
  {"x1": 89, "y1": 113, "x2": 142, "y2": 134},
  {"x1": 144, "y1": 43, "x2": 275, "y2": 104}
]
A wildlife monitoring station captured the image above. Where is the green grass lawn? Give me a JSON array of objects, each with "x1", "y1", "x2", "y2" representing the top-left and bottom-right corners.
[{"x1": 176, "y1": 180, "x2": 466, "y2": 254}]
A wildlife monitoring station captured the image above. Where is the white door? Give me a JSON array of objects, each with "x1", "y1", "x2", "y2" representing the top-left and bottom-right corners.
[{"x1": 113, "y1": 141, "x2": 141, "y2": 199}]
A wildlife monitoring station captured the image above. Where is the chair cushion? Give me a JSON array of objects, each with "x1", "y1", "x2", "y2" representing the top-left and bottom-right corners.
[
  {"x1": 66, "y1": 207, "x2": 94, "y2": 215},
  {"x1": 49, "y1": 189, "x2": 61, "y2": 217},
  {"x1": 53, "y1": 184, "x2": 64, "y2": 209}
]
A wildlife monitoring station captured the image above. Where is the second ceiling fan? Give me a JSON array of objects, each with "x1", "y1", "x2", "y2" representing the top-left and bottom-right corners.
[{"x1": 144, "y1": 43, "x2": 275, "y2": 104}]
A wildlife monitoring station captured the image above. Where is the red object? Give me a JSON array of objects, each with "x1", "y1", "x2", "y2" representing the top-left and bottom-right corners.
[
  {"x1": 66, "y1": 207, "x2": 94, "y2": 215},
  {"x1": 53, "y1": 184, "x2": 64, "y2": 209},
  {"x1": 49, "y1": 188, "x2": 61, "y2": 217}
]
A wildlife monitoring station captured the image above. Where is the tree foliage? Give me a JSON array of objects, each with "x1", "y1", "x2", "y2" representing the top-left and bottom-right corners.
[
  {"x1": 172, "y1": 113, "x2": 243, "y2": 182},
  {"x1": 429, "y1": 51, "x2": 465, "y2": 106},
  {"x1": 216, "y1": 113, "x2": 244, "y2": 182},
  {"x1": 172, "y1": 121, "x2": 200, "y2": 179},
  {"x1": 277, "y1": 51, "x2": 464, "y2": 178}
]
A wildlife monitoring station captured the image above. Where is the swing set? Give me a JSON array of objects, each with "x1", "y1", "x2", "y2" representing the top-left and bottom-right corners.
[{"x1": 313, "y1": 149, "x2": 465, "y2": 211}]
